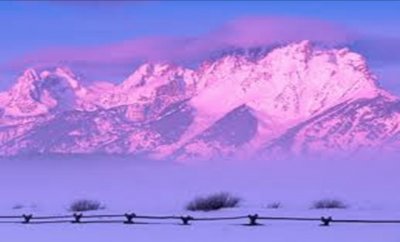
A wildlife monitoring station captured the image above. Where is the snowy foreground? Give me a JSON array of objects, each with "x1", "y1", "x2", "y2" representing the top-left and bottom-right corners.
[{"x1": 0, "y1": 155, "x2": 400, "y2": 242}]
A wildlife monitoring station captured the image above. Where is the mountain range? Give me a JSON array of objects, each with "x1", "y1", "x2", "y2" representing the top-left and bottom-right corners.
[{"x1": 1, "y1": 40, "x2": 399, "y2": 160}]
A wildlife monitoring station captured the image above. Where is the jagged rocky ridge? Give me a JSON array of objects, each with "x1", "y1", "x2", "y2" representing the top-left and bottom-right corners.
[{"x1": 0, "y1": 40, "x2": 399, "y2": 160}]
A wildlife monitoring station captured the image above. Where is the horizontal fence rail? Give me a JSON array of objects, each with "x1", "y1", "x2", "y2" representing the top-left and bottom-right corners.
[{"x1": 1, "y1": 213, "x2": 400, "y2": 226}]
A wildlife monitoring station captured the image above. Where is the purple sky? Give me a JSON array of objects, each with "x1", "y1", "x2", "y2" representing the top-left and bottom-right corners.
[{"x1": 0, "y1": 1, "x2": 399, "y2": 93}]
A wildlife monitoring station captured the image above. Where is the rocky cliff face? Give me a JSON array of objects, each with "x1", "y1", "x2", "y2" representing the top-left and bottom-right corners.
[{"x1": 0, "y1": 41, "x2": 398, "y2": 160}]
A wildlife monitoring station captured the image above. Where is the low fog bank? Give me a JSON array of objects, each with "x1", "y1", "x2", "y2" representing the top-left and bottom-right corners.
[{"x1": 0, "y1": 151, "x2": 399, "y2": 214}]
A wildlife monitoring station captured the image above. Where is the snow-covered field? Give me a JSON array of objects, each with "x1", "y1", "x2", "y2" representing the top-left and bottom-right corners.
[{"x1": 1, "y1": 155, "x2": 400, "y2": 242}]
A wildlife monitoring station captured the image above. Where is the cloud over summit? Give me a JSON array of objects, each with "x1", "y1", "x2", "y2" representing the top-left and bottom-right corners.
[{"x1": 5, "y1": 16, "x2": 354, "y2": 81}]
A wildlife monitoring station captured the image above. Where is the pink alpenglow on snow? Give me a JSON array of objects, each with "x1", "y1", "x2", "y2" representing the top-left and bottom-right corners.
[{"x1": 0, "y1": 41, "x2": 399, "y2": 159}]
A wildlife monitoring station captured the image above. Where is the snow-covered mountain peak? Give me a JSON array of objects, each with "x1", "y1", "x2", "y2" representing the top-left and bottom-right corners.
[
  {"x1": 53, "y1": 67, "x2": 81, "y2": 89},
  {"x1": 1, "y1": 40, "x2": 398, "y2": 159},
  {"x1": 115, "y1": 63, "x2": 197, "y2": 109},
  {"x1": 10, "y1": 68, "x2": 41, "y2": 94},
  {"x1": 193, "y1": 41, "x2": 381, "y2": 120},
  {"x1": 20, "y1": 68, "x2": 40, "y2": 83},
  {"x1": 0, "y1": 67, "x2": 85, "y2": 117},
  {"x1": 121, "y1": 63, "x2": 187, "y2": 89},
  {"x1": 279, "y1": 40, "x2": 313, "y2": 58}
]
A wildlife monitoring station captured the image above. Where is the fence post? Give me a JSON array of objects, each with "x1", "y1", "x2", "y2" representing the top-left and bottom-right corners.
[
  {"x1": 72, "y1": 213, "x2": 83, "y2": 223},
  {"x1": 124, "y1": 213, "x2": 136, "y2": 224},
  {"x1": 248, "y1": 214, "x2": 259, "y2": 226},
  {"x1": 320, "y1": 216, "x2": 332, "y2": 226},
  {"x1": 180, "y1": 216, "x2": 193, "y2": 225},
  {"x1": 22, "y1": 214, "x2": 33, "y2": 224}
]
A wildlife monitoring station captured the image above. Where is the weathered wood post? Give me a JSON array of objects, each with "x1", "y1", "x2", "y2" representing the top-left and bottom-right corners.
[
  {"x1": 72, "y1": 213, "x2": 83, "y2": 223},
  {"x1": 124, "y1": 213, "x2": 136, "y2": 224},
  {"x1": 248, "y1": 214, "x2": 259, "y2": 226},
  {"x1": 180, "y1": 216, "x2": 193, "y2": 225},
  {"x1": 22, "y1": 214, "x2": 33, "y2": 224},
  {"x1": 320, "y1": 216, "x2": 332, "y2": 226}
]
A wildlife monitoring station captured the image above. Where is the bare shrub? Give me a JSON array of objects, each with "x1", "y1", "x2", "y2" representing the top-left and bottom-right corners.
[
  {"x1": 12, "y1": 204, "x2": 24, "y2": 210},
  {"x1": 266, "y1": 202, "x2": 282, "y2": 209},
  {"x1": 311, "y1": 199, "x2": 348, "y2": 209},
  {"x1": 186, "y1": 192, "x2": 241, "y2": 212},
  {"x1": 69, "y1": 199, "x2": 105, "y2": 212}
]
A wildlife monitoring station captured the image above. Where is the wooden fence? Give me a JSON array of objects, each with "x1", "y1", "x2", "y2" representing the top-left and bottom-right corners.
[{"x1": 1, "y1": 213, "x2": 400, "y2": 226}]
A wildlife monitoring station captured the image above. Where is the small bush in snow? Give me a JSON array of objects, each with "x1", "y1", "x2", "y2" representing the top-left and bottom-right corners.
[
  {"x1": 69, "y1": 199, "x2": 105, "y2": 212},
  {"x1": 266, "y1": 202, "x2": 282, "y2": 209},
  {"x1": 12, "y1": 204, "x2": 24, "y2": 210},
  {"x1": 186, "y1": 192, "x2": 241, "y2": 212},
  {"x1": 311, "y1": 199, "x2": 348, "y2": 209}
]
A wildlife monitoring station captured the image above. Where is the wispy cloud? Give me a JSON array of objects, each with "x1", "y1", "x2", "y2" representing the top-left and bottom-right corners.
[
  {"x1": 212, "y1": 16, "x2": 355, "y2": 47},
  {"x1": 0, "y1": 16, "x2": 368, "y2": 82},
  {"x1": 9, "y1": 17, "x2": 400, "y2": 87}
]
